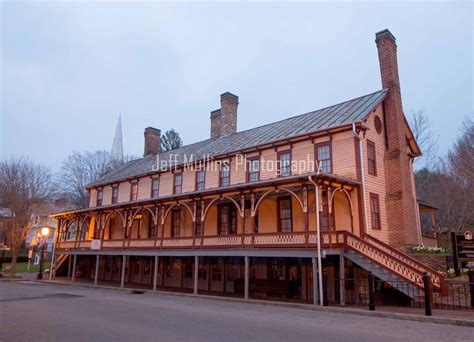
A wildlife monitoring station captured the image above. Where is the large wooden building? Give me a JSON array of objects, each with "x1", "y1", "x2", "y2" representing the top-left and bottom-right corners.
[{"x1": 51, "y1": 30, "x2": 443, "y2": 304}]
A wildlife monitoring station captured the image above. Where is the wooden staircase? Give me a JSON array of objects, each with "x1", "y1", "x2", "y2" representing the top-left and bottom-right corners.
[
  {"x1": 51, "y1": 254, "x2": 69, "y2": 277},
  {"x1": 337, "y1": 231, "x2": 444, "y2": 299}
]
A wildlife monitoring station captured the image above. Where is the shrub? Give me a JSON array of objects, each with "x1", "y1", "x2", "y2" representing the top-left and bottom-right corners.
[{"x1": 410, "y1": 246, "x2": 449, "y2": 255}]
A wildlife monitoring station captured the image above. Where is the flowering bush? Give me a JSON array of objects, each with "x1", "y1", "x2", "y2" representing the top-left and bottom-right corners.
[
  {"x1": 410, "y1": 246, "x2": 449, "y2": 254},
  {"x1": 445, "y1": 268, "x2": 470, "y2": 279},
  {"x1": 446, "y1": 268, "x2": 456, "y2": 279}
]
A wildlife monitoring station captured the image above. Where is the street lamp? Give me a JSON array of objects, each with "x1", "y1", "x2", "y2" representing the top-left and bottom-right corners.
[{"x1": 37, "y1": 227, "x2": 50, "y2": 280}]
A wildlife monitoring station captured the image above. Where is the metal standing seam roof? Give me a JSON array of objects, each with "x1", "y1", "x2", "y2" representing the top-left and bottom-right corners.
[{"x1": 89, "y1": 89, "x2": 387, "y2": 188}]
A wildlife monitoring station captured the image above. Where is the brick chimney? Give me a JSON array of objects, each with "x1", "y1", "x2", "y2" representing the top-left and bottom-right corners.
[
  {"x1": 210, "y1": 92, "x2": 238, "y2": 139},
  {"x1": 144, "y1": 127, "x2": 161, "y2": 156},
  {"x1": 375, "y1": 29, "x2": 419, "y2": 249}
]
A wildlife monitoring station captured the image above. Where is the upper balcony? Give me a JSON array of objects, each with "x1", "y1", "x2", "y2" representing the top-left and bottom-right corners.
[{"x1": 53, "y1": 172, "x2": 360, "y2": 252}]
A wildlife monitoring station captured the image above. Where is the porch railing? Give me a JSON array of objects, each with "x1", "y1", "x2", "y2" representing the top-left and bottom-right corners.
[{"x1": 56, "y1": 231, "x2": 340, "y2": 250}]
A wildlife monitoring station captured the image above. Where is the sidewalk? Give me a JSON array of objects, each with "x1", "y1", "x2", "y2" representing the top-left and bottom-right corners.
[{"x1": 32, "y1": 278, "x2": 474, "y2": 327}]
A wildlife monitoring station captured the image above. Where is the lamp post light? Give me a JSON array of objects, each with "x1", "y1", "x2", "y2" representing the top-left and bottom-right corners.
[{"x1": 37, "y1": 227, "x2": 50, "y2": 280}]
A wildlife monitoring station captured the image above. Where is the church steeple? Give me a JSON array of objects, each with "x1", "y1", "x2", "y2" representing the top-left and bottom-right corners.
[{"x1": 110, "y1": 115, "x2": 124, "y2": 163}]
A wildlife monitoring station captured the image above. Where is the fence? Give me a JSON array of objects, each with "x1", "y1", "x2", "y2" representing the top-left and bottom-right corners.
[{"x1": 331, "y1": 271, "x2": 474, "y2": 315}]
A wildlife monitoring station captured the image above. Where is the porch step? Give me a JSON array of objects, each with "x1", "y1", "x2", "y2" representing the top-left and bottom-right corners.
[{"x1": 344, "y1": 250, "x2": 423, "y2": 300}]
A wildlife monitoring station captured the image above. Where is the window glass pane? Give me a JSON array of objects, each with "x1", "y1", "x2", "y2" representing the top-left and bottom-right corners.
[
  {"x1": 370, "y1": 195, "x2": 380, "y2": 229},
  {"x1": 279, "y1": 153, "x2": 291, "y2": 176},
  {"x1": 131, "y1": 183, "x2": 138, "y2": 200},
  {"x1": 97, "y1": 190, "x2": 103, "y2": 206},
  {"x1": 174, "y1": 174, "x2": 182, "y2": 194},
  {"x1": 172, "y1": 210, "x2": 180, "y2": 237},
  {"x1": 317, "y1": 145, "x2": 331, "y2": 173},
  {"x1": 368, "y1": 142, "x2": 376, "y2": 175},
  {"x1": 248, "y1": 159, "x2": 259, "y2": 181},
  {"x1": 279, "y1": 198, "x2": 292, "y2": 232},
  {"x1": 151, "y1": 179, "x2": 159, "y2": 198},
  {"x1": 196, "y1": 171, "x2": 205, "y2": 191},
  {"x1": 112, "y1": 186, "x2": 118, "y2": 203},
  {"x1": 220, "y1": 164, "x2": 230, "y2": 186}
]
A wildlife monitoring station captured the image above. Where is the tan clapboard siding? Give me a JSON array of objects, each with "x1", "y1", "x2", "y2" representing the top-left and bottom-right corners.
[
  {"x1": 332, "y1": 131, "x2": 357, "y2": 179},
  {"x1": 231, "y1": 156, "x2": 246, "y2": 185},
  {"x1": 118, "y1": 182, "x2": 131, "y2": 203},
  {"x1": 258, "y1": 199, "x2": 277, "y2": 233},
  {"x1": 181, "y1": 209, "x2": 193, "y2": 237},
  {"x1": 308, "y1": 190, "x2": 316, "y2": 231},
  {"x1": 138, "y1": 177, "x2": 151, "y2": 200},
  {"x1": 292, "y1": 196, "x2": 305, "y2": 232},
  {"x1": 102, "y1": 185, "x2": 112, "y2": 206},
  {"x1": 182, "y1": 169, "x2": 195, "y2": 193},
  {"x1": 333, "y1": 191, "x2": 352, "y2": 231},
  {"x1": 351, "y1": 189, "x2": 361, "y2": 236},
  {"x1": 260, "y1": 149, "x2": 277, "y2": 180},
  {"x1": 362, "y1": 104, "x2": 389, "y2": 242},
  {"x1": 291, "y1": 140, "x2": 315, "y2": 175},
  {"x1": 159, "y1": 172, "x2": 173, "y2": 196},
  {"x1": 89, "y1": 189, "x2": 97, "y2": 207},
  {"x1": 206, "y1": 167, "x2": 220, "y2": 189},
  {"x1": 163, "y1": 214, "x2": 171, "y2": 238},
  {"x1": 204, "y1": 206, "x2": 218, "y2": 235}
]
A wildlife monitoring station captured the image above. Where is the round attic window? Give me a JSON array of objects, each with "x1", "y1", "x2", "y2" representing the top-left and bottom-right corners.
[{"x1": 374, "y1": 116, "x2": 383, "y2": 134}]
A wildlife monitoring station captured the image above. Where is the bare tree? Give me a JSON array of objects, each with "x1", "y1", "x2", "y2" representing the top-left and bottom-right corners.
[
  {"x1": 448, "y1": 116, "x2": 474, "y2": 184},
  {"x1": 58, "y1": 151, "x2": 112, "y2": 209},
  {"x1": 408, "y1": 110, "x2": 438, "y2": 169},
  {"x1": 415, "y1": 115, "x2": 474, "y2": 234},
  {"x1": 446, "y1": 115, "x2": 474, "y2": 231},
  {"x1": 58, "y1": 150, "x2": 137, "y2": 209},
  {"x1": 0, "y1": 157, "x2": 53, "y2": 276}
]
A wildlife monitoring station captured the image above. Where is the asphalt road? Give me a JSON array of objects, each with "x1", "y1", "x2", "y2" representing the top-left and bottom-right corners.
[{"x1": 0, "y1": 281, "x2": 472, "y2": 342}]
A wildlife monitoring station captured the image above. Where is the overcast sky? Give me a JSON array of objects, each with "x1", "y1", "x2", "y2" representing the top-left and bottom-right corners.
[{"x1": 1, "y1": 1, "x2": 472, "y2": 171}]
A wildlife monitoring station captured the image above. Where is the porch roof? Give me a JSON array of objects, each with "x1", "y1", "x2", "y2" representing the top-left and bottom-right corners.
[{"x1": 51, "y1": 171, "x2": 360, "y2": 218}]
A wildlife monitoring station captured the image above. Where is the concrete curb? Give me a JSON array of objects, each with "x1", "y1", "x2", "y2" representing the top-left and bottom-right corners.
[{"x1": 39, "y1": 279, "x2": 474, "y2": 328}]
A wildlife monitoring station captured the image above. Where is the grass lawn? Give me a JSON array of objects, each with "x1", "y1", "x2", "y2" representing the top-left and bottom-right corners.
[{"x1": 2, "y1": 261, "x2": 51, "y2": 274}]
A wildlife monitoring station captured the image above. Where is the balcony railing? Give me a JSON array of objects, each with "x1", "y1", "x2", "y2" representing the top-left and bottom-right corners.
[{"x1": 56, "y1": 231, "x2": 343, "y2": 250}]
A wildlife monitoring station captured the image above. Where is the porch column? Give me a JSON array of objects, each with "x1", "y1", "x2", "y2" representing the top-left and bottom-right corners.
[
  {"x1": 339, "y1": 254, "x2": 345, "y2": 306},
  {"x1": 193, "y1": 256, "x2": 199, "y2": 295},
  {"x1": 153, "y1": 256, "x2": 159, "y2": 291},
  {"x1": 71, "y1": 254, "x2": 77, "y2": 282},
  {"x1": 94, "y1": 255, "x2": 100, "y2": 285},
  {"x1": 120, "y1": 255, "x2": 127, "y2": 288},
  {"x1": 244, "y1": 256, "x2": 249, "y2": 300},
  {"x1": 312, "y1": 257, "x2": 318, "y2": 305}
]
